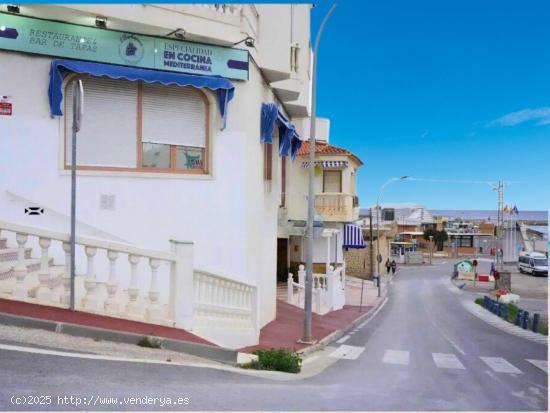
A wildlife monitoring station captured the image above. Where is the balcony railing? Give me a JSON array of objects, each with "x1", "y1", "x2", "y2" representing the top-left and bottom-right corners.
[{"x1": 315, "y1": 193, "x2": 359, "y2": 222}]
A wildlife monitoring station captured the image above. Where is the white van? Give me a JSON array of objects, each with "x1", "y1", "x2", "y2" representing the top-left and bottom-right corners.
[{"x1": 518, "y1": 251, "x2": 548, "y2": 276}]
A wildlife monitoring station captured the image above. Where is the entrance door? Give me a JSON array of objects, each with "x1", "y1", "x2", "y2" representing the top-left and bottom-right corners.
[{"x1": 277, "y1": 238, "x2": 289, "y2": 282}]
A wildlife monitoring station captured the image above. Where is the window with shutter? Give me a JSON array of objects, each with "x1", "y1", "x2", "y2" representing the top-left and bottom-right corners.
[
  {"x1": 64, "y1": 76, "x2": 209, "y2": 174},
  {"x1": 65, "y1": 76, "x2": 137, "y2": 167},
  {"x1": 323, "y1": 170, "x2": 342, "y2": 193}
]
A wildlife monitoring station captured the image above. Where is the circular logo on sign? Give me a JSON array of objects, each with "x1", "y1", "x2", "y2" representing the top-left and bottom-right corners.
[{"x1": 119, "y1": 35, "x2": 144, "y2": 64}]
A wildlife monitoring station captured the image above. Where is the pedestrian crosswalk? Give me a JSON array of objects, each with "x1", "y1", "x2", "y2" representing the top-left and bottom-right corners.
[
  {"x1": 432, "y1": 352, "x2": 465, "y2": 370},
  {"x1": 372, "y1": 349, "x2": 546, "y2": 375},
  {"x1": 382, "y1": 349, "x2": 409, "y2": 365},
  {"x1": 480, "y1": 356, "x2": 523, "y2": 374},
  {"x1": 526, "y1": 359, "x2": 548, "y2": 373}
]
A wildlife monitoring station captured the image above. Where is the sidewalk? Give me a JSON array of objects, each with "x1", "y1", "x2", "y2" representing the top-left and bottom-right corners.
[{"x1": 242, "y1": 276, "x2": 386, "y2": 353}]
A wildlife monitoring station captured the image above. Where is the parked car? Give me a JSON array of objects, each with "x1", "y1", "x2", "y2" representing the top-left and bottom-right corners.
[{"x1": 518, "y1": 251, "x2": 548, "y2": 276}]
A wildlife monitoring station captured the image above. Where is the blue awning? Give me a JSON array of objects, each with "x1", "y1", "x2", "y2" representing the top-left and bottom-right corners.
[
  {"x1": 48, "y1": 59, "x2": 235, "y2": 128},
  {"x1": 260, "y1": 102, "x2": 302, "y2": 159},
  {"x1": 343, "y1": 224, "x2": 366, "y2": 249}
]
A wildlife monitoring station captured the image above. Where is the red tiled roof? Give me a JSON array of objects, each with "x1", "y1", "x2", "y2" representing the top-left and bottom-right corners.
[{"x1": 298, "y1": 140, "x2": 363, "y2": 165}]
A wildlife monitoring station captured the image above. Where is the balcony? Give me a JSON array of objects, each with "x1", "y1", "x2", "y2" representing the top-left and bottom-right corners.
[{"x1": 315, "y1": 193, "x2": 359, "y2": 223}]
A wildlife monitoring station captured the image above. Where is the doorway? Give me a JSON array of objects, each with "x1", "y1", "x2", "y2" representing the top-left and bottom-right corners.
[{"x1": 277, "y1": 238, "x2": 289, "y2": 282}]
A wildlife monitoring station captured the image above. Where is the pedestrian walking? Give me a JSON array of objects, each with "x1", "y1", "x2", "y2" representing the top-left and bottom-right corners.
[
  {"x1": 385, "y1": 258, "x2": 391, "y2": 274},
  {"x1": 390, "y1": 259, "x2": 397, "y2": 274},
  {"x1": 490, "y1": 261, "x2": 496, "y2": 276}
]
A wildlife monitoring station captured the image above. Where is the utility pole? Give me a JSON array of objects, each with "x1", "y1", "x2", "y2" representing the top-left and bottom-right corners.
[
  {"x1": 495, "y1": 179, "x2": 504, "y2": 271},
  {"x1": 303, "y1": 3, "x2": 336, "y2": 343},
  {"x1": 369, "y1": 208, "x2": 374, "y2": 278},
  {"x1": 70, "y1": 80, "x2": 84, "y2": 311},
  {"x1": 429, "y1": 234, "x2": 433, "y2": 265}
]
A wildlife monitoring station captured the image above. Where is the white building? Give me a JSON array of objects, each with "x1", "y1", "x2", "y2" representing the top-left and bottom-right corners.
[
  {"x1": 0, "y1": 4, "x2": 312, "y2": 349},
  {"x1": 277, "y1": 118, "x2": 364, "y2": 308}
]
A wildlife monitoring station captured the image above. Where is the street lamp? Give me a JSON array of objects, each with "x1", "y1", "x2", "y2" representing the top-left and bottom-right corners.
[
  {"x1": 303, "y1": 3, "x2": 337, "y2": 344},
  {"x1": 429, "y1": 234, "x2": 434, "y2": 264},
  {"x1": 375, "y1": 175, "x2": 409, "y2": 297}
]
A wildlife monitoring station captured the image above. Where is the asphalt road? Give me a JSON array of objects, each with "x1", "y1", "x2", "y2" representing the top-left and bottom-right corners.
[{"x1": 0, "y1": 263, "x2": 547, "y2": 411}]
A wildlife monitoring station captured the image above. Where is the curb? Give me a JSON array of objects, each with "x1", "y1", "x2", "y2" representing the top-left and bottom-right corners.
[
  {"x1": 462, "y1": 301, "x2": 548, "y2": 345},
  {"x1": 0, "y1": 312, "x2": 238, "y2": 364},
  {"x1": 297, "y1": 288, "x2": 390, "y2": 357}
]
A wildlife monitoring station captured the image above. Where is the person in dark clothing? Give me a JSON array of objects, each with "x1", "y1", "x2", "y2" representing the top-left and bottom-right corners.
[
  {"x1": 390, "y1": 259, "x2": 397, "y2": 274},
  {"x1": 385, "y1": 258, "x2": 391, "y2": 274}
]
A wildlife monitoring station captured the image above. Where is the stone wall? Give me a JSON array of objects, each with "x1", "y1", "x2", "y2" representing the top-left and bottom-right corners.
[{"x1": 344, "y1": 248, "x2": 372, "y2": 279}]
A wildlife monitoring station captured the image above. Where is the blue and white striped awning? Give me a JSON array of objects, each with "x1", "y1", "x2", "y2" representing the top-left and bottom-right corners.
[
  {"x1": 343, "y1": 224, "x2": 366, "y2": 249},
  {"x1": 302, "y1": 160, "x2": 348, "y2": 169}
]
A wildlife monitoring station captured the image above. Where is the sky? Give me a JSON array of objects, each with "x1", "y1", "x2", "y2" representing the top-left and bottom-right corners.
[{"x1": 311, "y1": 0, "x2": 550, "y2": 211}]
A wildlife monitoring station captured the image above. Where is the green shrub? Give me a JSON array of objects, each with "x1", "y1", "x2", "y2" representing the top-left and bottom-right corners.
[
  {"x1": 137, "y1": 336, "x2": 162, "y2": 349},
  {"x1": 243, "y1": 348, "x2": 302, "y2": 373},
  {"x1": 474, "y1": 297, "x2": 484, "y2": 306}
]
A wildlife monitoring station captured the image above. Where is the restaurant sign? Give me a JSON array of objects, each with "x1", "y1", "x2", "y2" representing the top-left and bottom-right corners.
[{"x1": 0, "y1": 13, "x2": 249, "y2": 80}]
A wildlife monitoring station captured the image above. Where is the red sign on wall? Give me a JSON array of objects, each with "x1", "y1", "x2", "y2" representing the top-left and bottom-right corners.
[{"x1": 0, "y1": 100, "x2": 12, "y2": 116}]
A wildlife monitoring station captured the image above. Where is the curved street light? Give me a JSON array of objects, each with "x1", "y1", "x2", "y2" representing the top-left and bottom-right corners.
[
  {"x1": 375, "y1": 175, "x2": 409, "y2": 297},
  {"x1": 303, "y1": 3, "x2": 337, "y2": 344}
]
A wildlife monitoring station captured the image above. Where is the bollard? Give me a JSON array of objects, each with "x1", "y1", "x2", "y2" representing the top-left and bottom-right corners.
[
  {"x1": 522, "y1": 310, "x2": 529, "y2": 330},
  {"x1": 532, "y1": 314, "x2": 540, "y2": 333},
  {"x1": 515, "y1": 310, "x2": 522, "y2": 326}
]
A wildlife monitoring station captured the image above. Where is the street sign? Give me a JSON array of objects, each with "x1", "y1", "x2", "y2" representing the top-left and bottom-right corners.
[{"x1": 0, "y1": 97, "x2": 12, "y2": 115}]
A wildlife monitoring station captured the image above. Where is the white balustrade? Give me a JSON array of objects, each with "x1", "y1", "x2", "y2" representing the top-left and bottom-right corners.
[
  {"x1": 35, "y1": 237, "x2": 52, "y2": 303},
  {"x1": 82, "y1": 246, "x2": 100, "y2": 311},
  {"x1": 146, "y1": 258, "x2": 162, "y2": 323},
  {"x1": 126, "y1": 254, "x2": 141, "y2": 318},
  {"x1": 60, "y1": 242, "x2": 71, "y2": 306},
  {"x1": 104, "y1": 250, "x2": 119, "y2": 314},
  {"x1": 0, "y1": 220, "x2": 260, "y2": 348},
  {"x1": 287, "y1": 273, "x2": 294, "y2": 303},
  {"x1": 193, "y1": 269, "x2": 257, "y2": 330},
  {"x1": 11, "y1": 233, "x2": 28, "y2": 299}
]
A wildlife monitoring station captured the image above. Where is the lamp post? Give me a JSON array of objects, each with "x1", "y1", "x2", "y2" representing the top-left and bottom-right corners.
[
  {"x1": 303, "y1": 3, "x2": 336, "y2": 344},
  {"x1": 429, "y1": 234, "x2": 434, "y2": 264},
  {"x1": 375, "y1": 176, "x2": 409, "y2": 297}
]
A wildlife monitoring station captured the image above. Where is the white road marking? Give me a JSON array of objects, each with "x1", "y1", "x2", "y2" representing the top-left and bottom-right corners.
[
  {"x1": 480, "y1": 357, "x2": 523, "y2": 374},
  {"x1": 432, "y1": 353, "x2": 465, "y2": 369},
  {"x1": 526, "y1": 359, "x2": 548, "y2": 373},
  {"x1": 336, "y1": 335, "x2": 350, "y2": 344},
  {"x1": 329, "y1": 345, "x2": 365, "y2": 360},
  {"x1": 382, "y1": 350, "x2": 409, "y2": 365}
]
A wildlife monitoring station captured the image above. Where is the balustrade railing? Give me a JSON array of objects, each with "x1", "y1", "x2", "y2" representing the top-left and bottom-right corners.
[
  {"x1": 0, "y1": 220, "x2": 258, "y2": 342},
  {"x1": 287, "y1": 263, "x2": 346, "y2": 314},
  {"x1": 315, "y1": 193, "x2": 358, "y2": 221},
  {"x1": 193, "y1": 269, "x2": 257, "y2": 331}
]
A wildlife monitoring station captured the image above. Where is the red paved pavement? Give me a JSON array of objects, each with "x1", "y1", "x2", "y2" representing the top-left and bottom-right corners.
[
  {"x1": 0, "y1": 298, "x2": 215, "y2": 346},
  {"x1": 240, "y1": 300, "x2": 372, "y2": 353}
]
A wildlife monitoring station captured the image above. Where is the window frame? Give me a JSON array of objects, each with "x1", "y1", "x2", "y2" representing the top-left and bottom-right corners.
[
  {"x1": 322, "y1": 169, "x2": 342, "y2": 193},
  {"x1": 63, "y1": 75, "x2": 211, "y2": 175}
]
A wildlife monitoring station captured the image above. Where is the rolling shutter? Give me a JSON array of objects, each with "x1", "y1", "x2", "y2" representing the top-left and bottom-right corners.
[
  {"x1": 323, "y1": 170, "x2": 342, "y2": 192},
  {"x1": 141, "y1": 83, "x2": 206, "y2": 148},
  {"x1": 65, "y1": 76, "x2": 138, "y2": 167}
]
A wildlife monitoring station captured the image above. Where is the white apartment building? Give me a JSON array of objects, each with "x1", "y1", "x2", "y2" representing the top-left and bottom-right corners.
[{"x1": 0, "y1": 4, "x2": 312, "y2": 349}]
